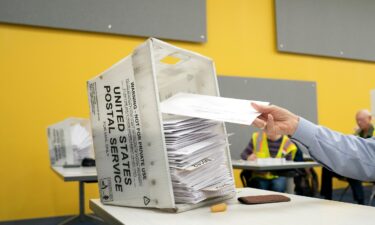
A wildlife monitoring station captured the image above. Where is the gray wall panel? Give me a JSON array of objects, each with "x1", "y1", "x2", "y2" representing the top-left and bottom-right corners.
[
  {"x1": 0, "y1": 0, "x2": 206, "y2": 43},
  {"x1": 218, "y1": 76, "x2": 317, "y2": 160},
  {"x1": 275, "y1": 0, "x2": 375, "y2": 62}
]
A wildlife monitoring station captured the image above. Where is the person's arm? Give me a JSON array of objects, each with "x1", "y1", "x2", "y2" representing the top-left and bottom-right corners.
[
  {"x1": 241, "y1": 139, "x2": 255, "y2": 160},
  {"x1": 251, "y1": 103, "x2": 375, "y2": 181},
  {"x1": 291, "y1": 118, "x2": 375, "y2": 181}
]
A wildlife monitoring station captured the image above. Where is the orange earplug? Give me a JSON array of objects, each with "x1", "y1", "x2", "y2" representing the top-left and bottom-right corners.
[{"x1": 210, "y1": 203, "x2": 227, "y2": 213}]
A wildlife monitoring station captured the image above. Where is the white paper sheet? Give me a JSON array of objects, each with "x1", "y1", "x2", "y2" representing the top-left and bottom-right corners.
[
  {"x1": 70, "y1": 124, "x2": 94, "y2": 161},
  {"x1": 160, "y1": 93, "x2": 269, "y2": 125}
]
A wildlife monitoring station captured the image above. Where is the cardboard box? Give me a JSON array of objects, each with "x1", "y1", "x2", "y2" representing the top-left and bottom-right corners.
[
  {"x1": 87, "y1": 38, "x2": 235, "y2": 212},
  {"x1": 47, "y1": 118, "x2": 94, "y2": 166}
]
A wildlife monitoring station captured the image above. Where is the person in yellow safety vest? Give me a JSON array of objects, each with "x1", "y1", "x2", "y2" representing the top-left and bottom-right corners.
[{"x1": 240, "y1": 131, "x2": 299, "y2": 192}]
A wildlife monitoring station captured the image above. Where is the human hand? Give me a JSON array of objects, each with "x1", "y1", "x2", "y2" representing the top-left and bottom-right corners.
[
  {"x1": 247, "y1": 153, "x2": 257, "y2": 161},
  {"x1": 251, "y1": 103, "x2": 300, "y2": 136}
]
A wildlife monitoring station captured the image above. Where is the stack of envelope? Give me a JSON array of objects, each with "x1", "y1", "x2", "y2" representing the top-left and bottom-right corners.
[{"x1": 163, "y1": 117, "x2": 235, "y2": 204}]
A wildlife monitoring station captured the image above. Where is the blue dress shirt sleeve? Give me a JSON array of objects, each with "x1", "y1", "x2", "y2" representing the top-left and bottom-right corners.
[{"x1": 291, "y1": 117, "x2": 375, "y2": 181}]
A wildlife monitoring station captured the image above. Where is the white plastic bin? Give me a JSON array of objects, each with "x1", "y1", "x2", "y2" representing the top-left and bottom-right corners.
[
  {"x1": 47, "y1": 118, "x2": 94, "y2": 166},
  {"x1": 87, "y1": 38, "x2": 235, "y2": 212}
]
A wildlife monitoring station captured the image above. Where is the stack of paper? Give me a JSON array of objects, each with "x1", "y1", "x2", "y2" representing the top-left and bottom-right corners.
[
  {"x1": 70, "y1": 124, "x2": 94, "y2": 162},
  {"x1": 160, "y1": 93, "x2": 269, "y2": 204},
  {"x1": 163, "y1": 118, "x2": 235, "y2": 204}
]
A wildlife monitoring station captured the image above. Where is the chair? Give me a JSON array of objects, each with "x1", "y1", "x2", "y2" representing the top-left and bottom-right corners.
[
  {"x1": 338, "y1": 180, "x2": 350, "y2": 201},
  {"x1": 368, "y1": 183, "x2": 375, "y2": 206},
  {"x1": 336, "y1": 178, "x2": 365, "y2": 205},
  {"x1": 240, "y1": 170, "x2": 253, "y2": 187},
  {"x1": 294, "y1": 168, "x2": 319, "y2": 197}
]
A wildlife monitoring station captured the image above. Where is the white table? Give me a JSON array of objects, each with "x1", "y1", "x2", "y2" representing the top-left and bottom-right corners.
[
  {"x1": 52, "y1": 166, "x2": 102, "y2": 225},
  {"x1": 232, "y1": 159, "x2": 321, "y2": 193},
  {"x1": 89, "y1": 188, "x2": 375, "y2": 225},
  {"x1": 231, "y1": 159, "x2": 320, "y2": 170},
  {"x1": 52, "y1": 166, "x2": 98, "y2": 181}
]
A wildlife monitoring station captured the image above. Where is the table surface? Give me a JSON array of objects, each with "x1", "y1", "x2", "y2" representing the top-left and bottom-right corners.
[
  {"x1": 231, "y1": 159, "x2": 320, "y2": 170},
  {"x1": 52, "y1": 166, "x2": 98, "y2": 182},
  {"x1": 90, "y1": 188, "x2": 375, "y2": 225}
]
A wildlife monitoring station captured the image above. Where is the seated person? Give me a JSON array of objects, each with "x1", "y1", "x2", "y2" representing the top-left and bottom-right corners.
[{"x1": 240, "y1": 131, "x2": 299, "y2": 192}]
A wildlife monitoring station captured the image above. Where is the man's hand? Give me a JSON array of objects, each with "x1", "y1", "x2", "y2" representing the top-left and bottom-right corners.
[{"x1": 251, "y1": 103, "x2": 300, "y2": 136}]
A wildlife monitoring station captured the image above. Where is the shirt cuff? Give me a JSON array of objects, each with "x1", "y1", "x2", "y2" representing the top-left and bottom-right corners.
[{"x1": 291, "y1": 117, "x2": 318, "y2": 148}]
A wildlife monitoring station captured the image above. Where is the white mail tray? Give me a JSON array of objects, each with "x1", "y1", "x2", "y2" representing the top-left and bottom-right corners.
[
  {"x1": 47, "y1": 118, "x2": 95, "y2": 166},
  {"x1": 87, "y1": 38, "x2": 235, "y2": 213}
]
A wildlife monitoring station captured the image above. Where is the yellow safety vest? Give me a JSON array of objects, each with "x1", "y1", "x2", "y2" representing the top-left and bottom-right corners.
[
  {"x1": 354, "y1": 128, "x2": 375, "y2": 138},
  {"x1": 251, "y1": 132, "x2": 298, "y2": 180}
]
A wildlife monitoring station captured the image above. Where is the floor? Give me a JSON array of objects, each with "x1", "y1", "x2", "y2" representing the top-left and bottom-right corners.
[{"x1": 0, "y1": 215, "x2": 107, "y2": 225}]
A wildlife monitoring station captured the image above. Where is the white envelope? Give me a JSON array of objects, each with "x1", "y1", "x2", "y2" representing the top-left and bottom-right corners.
[{"x1": 161, "y1": 92, "x2": 269, "y2": 125}]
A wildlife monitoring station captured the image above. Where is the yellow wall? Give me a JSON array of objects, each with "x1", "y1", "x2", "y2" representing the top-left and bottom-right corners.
[{"x1": 1, "y1": 0, "x2": 375, "y2": 221}]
